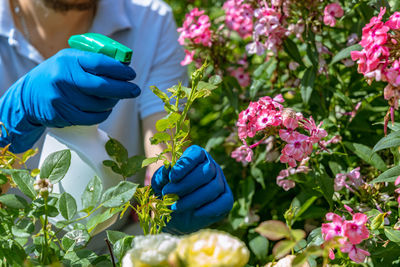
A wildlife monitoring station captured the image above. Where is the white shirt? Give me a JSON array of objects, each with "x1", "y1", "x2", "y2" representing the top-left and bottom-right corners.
[{"x1": 0, "y1": 0, "x2": 187, "y2": 170}]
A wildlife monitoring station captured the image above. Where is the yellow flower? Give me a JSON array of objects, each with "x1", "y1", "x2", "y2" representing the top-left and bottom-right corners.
[{"x1": 171, "y1": 229, "x2": 250, "y2": 267}]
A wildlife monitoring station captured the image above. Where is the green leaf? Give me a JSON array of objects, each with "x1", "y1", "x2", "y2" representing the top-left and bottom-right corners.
[
  {"x1": 273, "y1": 240, "x2": 297, "y2": 259},
  {"x1": 314, "y1": 170, "x2": 334, "y2": 208},
  {"x1": 105, "y1": 138, "x2": 128, "y2": 163},
  {"x1": 255, "y1": 220, "x2": 291, "y2": 240},
  {"x1": 106, "y1": 230, "x2": 128, "y2": 245},
  {"x1": 385, "y1": 228, "x2": 400, "y2": 243},
  {"x1": 12, "y1": 219, "x2": 34, "y2": 238},
  {"x1": 197, "y1": 81, "x2": 218, "y2": 91},
  {"x1": 371, "y1": 165, "x2": 400, "y2": 183},
  {"x1": 292, "y1": 253, "x2": 308, "y2": 267},
  {"x1": 373, "y1": 131, "x2": 400, "y2": 152},
  {"x1": 249, "y1": 79, "x2": 265, "y2": 100},
  {"x1": 330, "y1": 44, "x2": 362, "y2": 65},
  {"x1": 328, "y1": 161, "x2": 342, "y2": 176},
  {"x1": 150, "y1": 86, "x2": 169, "y2": 103},
  {"x1": 307, "y1": 228, "x2": 323, "y2": 246},
  {"x1": 344, "y1": 142, "x2": 387, "y2": 171},
  {"x1": 121, "y1": 155, "x2": 146, "y2": 177},
  {"x1": 294, "y1": 196, "x2": 318, "y2": 221},
  {"x1": 142, "y1": 157, "x2": 159, "y2": 167},
  {"x1": 0, "y1": 194, "x2": 28, "y2": 209},
  {"x1": 250, "y1": 166, "x2": 266, "y2": 189},
  {"x1": 209, "y1": 75, "x2": 223, "y2": 85},
  {"x1": 63, "y1": 250, "x2": 99, "y2": 267},
  {"x1": 150, "y1": 132, "x2": 171, "y2": 145},
  {"x1": 81, "y1": 176, "x2": 103, "y2": 212},
  {"x1": 300, "y1": 67, "x2": 316, "y2": 105},
  {"x1": 62, "y1": 229, "x2": 90, "y2": 251},
  {"x1": 0, "y1": 174, "x2": 7, "y2": 186},
  {"x1": 101, "y1": 181, "x2": 138, "y2": 208},
  {"x1": 113, "y1": 236, "x2": 134, "y2": 261},
  {"x1": 253, "y1": 60, "x2": 273, "y2": 78},
  {"x1": 371, "y1": 213, "x2": 386, "y2": 230},
  {"x1": 306, "y1": 43, "x2": 318, "y2": 68},
  {"x1": 40, "y1": 149, "x2": 71, "y2": 184},
  {"x1": 22, "y1": 148, "x2": 38, "y2": 164},
  {"x1": 249, "y1": 235, "x2": 269, "y2": 261},
  {"x1": 11, "y1": 171, "x2": 36, "y2": 199},
  {"x1": 156, "y1": 118, "x2": 170, "y2": 132},
  {"x1": 86, "y1": 208, "x2": 121, "y2": 233},
  {"x1": 291, "y1": 229, "x2": 306, "y2": 241},
  {"x1": 59, "y1": 192, "x2": 77, "y2": 220},
  {"x1": 283, "y1": 38, "x2": 303, "y2": 65}
]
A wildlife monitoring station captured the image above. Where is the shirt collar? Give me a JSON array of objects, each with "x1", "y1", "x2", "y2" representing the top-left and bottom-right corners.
[{"x1": 0, "y1": 0, "x2": 131, "y2": 39}]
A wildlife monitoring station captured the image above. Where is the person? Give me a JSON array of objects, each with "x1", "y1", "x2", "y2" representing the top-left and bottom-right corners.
[{"x1": 0, "y1": 0, "x2": 233, "y2": 238}]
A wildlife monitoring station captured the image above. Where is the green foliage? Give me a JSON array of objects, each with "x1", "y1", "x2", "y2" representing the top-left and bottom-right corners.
[
  {"x1": 148, "y1": 62, "x2": 220, "y2": 168},
  {"x1": 133, "y1": 186, "x2": 178, "y2": 235}
]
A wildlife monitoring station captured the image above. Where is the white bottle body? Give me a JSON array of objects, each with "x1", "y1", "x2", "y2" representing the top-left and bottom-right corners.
[{"x1": 39, "y1": 125, "x2": 122, "y2": 235}]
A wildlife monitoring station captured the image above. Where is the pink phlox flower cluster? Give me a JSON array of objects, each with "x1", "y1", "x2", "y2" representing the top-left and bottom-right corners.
[
  {"x1": 323, "y1": 3, "x2": 344, "y2": 27},
  {"x1": 279, "y1": 118, "x2": 312, "y2": 168},
  {"x1": 231, "y1": 143, "x2": 253, "y2": 164},
  {"x1": 237, "y1": 95, "x2": 284, "y2": 140},
  {"x1": 276, "y1": 157, "x2": 310, "y2": 191},
  {"x1": 351, "y1": 8, "x2": 400, "y2": 129},
  {"x1": 334, "y1": 167, "x2": 364, "y2": 192},
  {"x1": 223, "y1": 0, "x2": 253, "y2": 39},
  {"x1": 233, "y1": 95, "x2": 327, "y2": 172},
  {"x1": 351, "y1": 8, "x2": 389, "y2": 83},
  {"x1": 246, "y1": 4, "x2": 287, "y2": 55},
  {"x1": 178, "y1": 8, "x2": 213, "y2": 47},
  {"x1": 177, "y1": 8, "x2": 213, "y2": 65},
  {"x1": 322, "y1": 212, "x2": 370, "y2": 263}
]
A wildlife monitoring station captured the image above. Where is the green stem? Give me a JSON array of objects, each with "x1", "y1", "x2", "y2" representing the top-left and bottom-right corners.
[{"x1": 41, "y1": 196, "x2": 49, "y2": 264}]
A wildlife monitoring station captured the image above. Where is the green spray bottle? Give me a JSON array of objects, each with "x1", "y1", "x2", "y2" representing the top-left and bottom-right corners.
[{"x1": 39, "y1": 33, "x2": 133, "y2": 235}]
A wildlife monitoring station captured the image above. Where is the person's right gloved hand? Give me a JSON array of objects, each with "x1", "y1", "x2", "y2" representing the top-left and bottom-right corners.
[{"x1": 0, "y1": 48, "x2": 140, "y2": 153}]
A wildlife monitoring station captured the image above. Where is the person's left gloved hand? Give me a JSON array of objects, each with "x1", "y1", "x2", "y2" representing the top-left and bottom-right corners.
[{"x1": 151, "y1": 145, "x2": 234, "y2": 234}]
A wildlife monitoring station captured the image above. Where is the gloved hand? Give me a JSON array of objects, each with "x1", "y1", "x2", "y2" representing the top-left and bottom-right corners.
[
  {"x1": 0, "y1": 48, "x2": 140, "y2": 153},
  {"x1": 151, "y1": 145, "x2": 234, "y2": 234}
]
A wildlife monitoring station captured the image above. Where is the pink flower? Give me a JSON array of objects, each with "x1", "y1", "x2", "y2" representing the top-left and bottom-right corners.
[
  {"x1": 281, "y1": 132, "x2": 309, "y2": 161},
  {"x1": 343, "y1": 213, "x2": 369, "y2": 245},
  {"x1": 386, "y1": 12, "x2": 400, "y2": 30},
  {"x1": 340, "y1": 242, "x2": 370, "y2": 263},
  {"x1": 279, "y1": 153, "x2": 297, "y2": 168},
  {"x1": 395, "y1": 176, "x2": 400, "y2": 186},
  {"x1": 177, "y1": 8, "x2": 213, "y2": 47},
  {"x1": 181, "y1": 50, "x2": 195, "y2": 66},
  {"x1": 231, "y1": 144, "x2": 253, "y2": 163},
  {"x1": 302, "y1": 116, "x2": 328, "y2": 143},
  {"x1": 323, "y1": 3, "x2": 344, "y2": 27},
  {"x1": 322, "y1": 213, "x2": 345, "y2": 240},
  {"x1": 223, "y1": 0, "x2": 254, "y2": 38},
  {"x1": 279, "y1": 117, "x2": 299, "y2": 143},
  {"x1": 230, "y1": 67, "x2": 251, "y2": 87}
]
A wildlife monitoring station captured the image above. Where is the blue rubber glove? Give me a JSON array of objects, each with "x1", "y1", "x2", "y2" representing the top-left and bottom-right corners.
[
  {"x1": 151, "y1": 145, "x2": 234, "y2": 234},
  {"x1": 0, "y1": 48, "x2": 140, "y2": 153}
]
